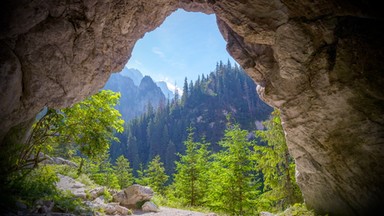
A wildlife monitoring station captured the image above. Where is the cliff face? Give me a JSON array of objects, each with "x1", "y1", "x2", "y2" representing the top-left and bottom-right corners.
[{"x1": 0, "y1": 0, "x2": 383, "y2": 215}]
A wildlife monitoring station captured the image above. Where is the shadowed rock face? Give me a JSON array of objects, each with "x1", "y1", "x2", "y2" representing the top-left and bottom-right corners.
[{"x1": 0, "y1": 0, "x2": 383, "y2": 215}]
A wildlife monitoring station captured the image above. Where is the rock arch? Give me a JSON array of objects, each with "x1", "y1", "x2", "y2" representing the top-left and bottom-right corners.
[{"x1": 0, "y1": 0, "x2": 383, "y2": 215}]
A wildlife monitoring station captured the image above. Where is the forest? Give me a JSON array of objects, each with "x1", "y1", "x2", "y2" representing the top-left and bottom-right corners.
[
  {"x1": 110, "y1": 61, "x2": 273, "y2": 176},
  {"x1": 2, "y1": 62, "x2": 316, "y2": 216}
]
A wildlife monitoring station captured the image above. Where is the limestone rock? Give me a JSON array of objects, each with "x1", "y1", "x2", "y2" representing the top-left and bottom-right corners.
[
  {"x1": 55, "y1": 174, "x2": 86, "y2": 199},
  {"x1": 89, "y1": 187, "x2": 105, "y2": 200},
  {"x1": 113, "y1": 184, "x2": 154, "y2": 208},
  {"x1": 260, "y1": 212, "x2": 276, "y2": 216},
  {"x1": 87, "y1": 197, "x2": 131, "y2": 215},
  {"x1": 141, "y1": 201, "x2": 158, "y2": 212}
]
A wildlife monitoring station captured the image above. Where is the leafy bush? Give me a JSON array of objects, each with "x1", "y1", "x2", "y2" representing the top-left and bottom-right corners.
[
  {"x1": 9, "y1": 165, "x2": 59, "y2": 206},
  {"x1": 53, "y1": 190, "x2": 91, "y2": 214},
  {"x1": 103, "y1": 189, "x2": 113, "y2": 203},
  {"x1": 51, "y1": 164, "x2": 78, "y2": 179},
  {"x1": 91, "y1": 173, "x2": 120, "y2": 189},
  {"x1": 76, "y1": 173, "x2": 97, "y2": 189}
]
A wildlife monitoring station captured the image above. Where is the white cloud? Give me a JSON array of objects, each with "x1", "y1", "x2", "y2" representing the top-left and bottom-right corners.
[
  {"x1": 152, "y1": 47, "x2": 165, "y2": 59},
  {"x1": 166, "y1": 81, "x2": 183, "y2": 95},
  {"x1": 134, "y1": 60, "x2": 143, "y2": 66}
]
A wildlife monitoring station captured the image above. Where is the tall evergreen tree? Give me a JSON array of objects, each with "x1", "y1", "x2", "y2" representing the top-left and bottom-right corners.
[
  {"x1": 208, "y1": 120, "x2": 260, "y2": 215},
  {"x1": 255, "y1": 109, "x2": 303, "y2": 211},
  {"x1": 114, "y1": 155, "x2": 134, "y2": 189},
  {"x1": 137, "y1": 155, "x2": 169, "y2": 195},
  {"x1": 181, "y1": 77, "x2": 189, "y2": 105},
  {"x1": 172, "y1": 127, "x2": 211, "y2": 206}
]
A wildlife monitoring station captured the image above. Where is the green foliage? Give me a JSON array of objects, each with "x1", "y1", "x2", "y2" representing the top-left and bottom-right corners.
[
  {"x1": 114, "y1": 155, "x2": 134, "y2": 188},
  {"x1": 76, "y1": 173, "x2": 98, "y2": 189},
  {"x1": 255, "y1": 109, "x2": 303, "y2": 212},
  {"x1": 23, "y1": 90, "x2": 124, "y2": 175},
  {"x1": 51, "y1": 164, "x2": 78, "y2": 179},
  {"x1": 136, "y1": 155, "x2": 169, "y2": 195},
  {"x1": 61, "y1": 90, "x2": 124, "y2": 164},
  {"x1": 276, "y1": 203, "x2": 316, "y2": 216},
  {"x1": 6, "y1": 164, "x2": 97, "y2": 215},
  {"x1": 91, "y1": 171, "x2": 120, "y2": 190},
  {"x1": 207, "y1": 122, "x2": 260, "y2": 216},
  {"x1": 9, "y1": 165, "x2": 59, "y2": 206},
  {"x1": 153, "y1": 193, "x2": 213, "y2": 214},
  {"x1": 103, "y1": 189, "x2": 113, "y2": 203},
  {"x1": 53, "y1": 190, "x2": 91, "y2": 214},
  {"x1": 117, "y1": 61, "x2": 273, "y2": 177},
  {"x1": 171, "y1": 127, "x2": 211, "y2": 206}
]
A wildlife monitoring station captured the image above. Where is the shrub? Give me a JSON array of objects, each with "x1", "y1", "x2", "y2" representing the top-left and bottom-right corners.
[
  {"x1": 277, "y1": 203, "x2": 316, "y2": 216},
  {"x1": 9, "y1": 165, "x2": 59, "y2": 206}
]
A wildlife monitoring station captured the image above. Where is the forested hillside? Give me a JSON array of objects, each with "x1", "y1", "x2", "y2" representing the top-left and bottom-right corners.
[{"x1": 110, "y1": 61, "x2": 273, "y2": 175}]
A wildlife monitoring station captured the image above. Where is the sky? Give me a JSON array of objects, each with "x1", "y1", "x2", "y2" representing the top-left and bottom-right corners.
[{"x1": 125, "y1": 9, "x2": 236, "y2": 92}]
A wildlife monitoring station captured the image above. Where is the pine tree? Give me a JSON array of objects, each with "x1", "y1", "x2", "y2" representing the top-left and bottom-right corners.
[
  {"x1": 181, "y1": 77, "x2": 189, "y2": 105},
  {"x1": 137, "y1": 155, "x2": 169, "y2": 195},
  {"x1": 114, "y1": 155, "x2": 134, "y2": 189},
  {"x1": 172, "y1": 127, "x2": 211, "y2": 206},
  {"x1": 255, "y1": 109, "x2": 303, "y2": 211},
  {"x1": 208, "y1": 120, "x2": 260, "y2": 215}
]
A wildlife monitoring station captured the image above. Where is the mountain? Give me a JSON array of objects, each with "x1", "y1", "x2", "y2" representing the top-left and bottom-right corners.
[
  {"x1": 138, "y1": 76, "x2": 167, "y2": 112},
  {"x1": 120, "y1": 67, "x2": 143, "y2": 86},
  {"x1": 102, "y1": 74, "x2": 166, "y2": 123},
  {"x1": 120, "y1": 67, "x2": 174, "y2": 99},
  {"x1": 156, "y1": 81, "x2": 175, "y2": 99},
  {"x1": 111, "y1": 61, "x2": 273, "y2": 175}
]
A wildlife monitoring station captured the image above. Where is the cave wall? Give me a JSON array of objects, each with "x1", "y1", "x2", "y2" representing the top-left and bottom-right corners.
[{"x1": 1, "y1": 0, "x2": 383, "y2": 215}]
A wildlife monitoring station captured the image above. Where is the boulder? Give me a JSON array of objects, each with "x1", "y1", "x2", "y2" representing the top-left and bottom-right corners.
[
  {"x1": 89, "y1": 187, "x2": 105, "y2": 200},
  {"x1": 55, "y1": 174, "x2": 86, "y2": 199},
  {"x1": 113, "y1": 184, "x2": 153, "y2": 208},
  {"x1": 86, "y1": 197, "x2": 131, "y2": 215},
  {"x1": 141, "y1": 201, "x2": 158, "y2": 212}
]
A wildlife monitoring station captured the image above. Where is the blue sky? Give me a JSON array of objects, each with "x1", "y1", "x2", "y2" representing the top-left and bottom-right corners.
[{"x1": 125, "y1": 9, "x2": 235, "y2": 92}]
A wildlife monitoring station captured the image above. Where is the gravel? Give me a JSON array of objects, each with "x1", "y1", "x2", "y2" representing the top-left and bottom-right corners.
[{"x1": 132, "y1": 207, "x2": 210, "y2": 216}]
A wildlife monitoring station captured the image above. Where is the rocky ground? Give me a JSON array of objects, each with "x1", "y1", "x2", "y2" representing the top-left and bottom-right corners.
[
  {"x1": 132, "y1": 207, "x2": 210, "y2": 216},
  {"x1": 54, "y1": 174, "x2": 216, "y2": 216}
]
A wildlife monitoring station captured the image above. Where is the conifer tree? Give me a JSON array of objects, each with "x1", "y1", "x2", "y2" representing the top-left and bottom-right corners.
[
  {"x1": 114, "y1": 155, "x2": 134, "y2": 189},
  {"x1": 181, "y1": 77, "x2": 189, "y2": 105},
  {"x1": 137, "y1": 155, "x2": 169, "y2": 195},
  {"x1": 208, "y1": 120, "x2": 260, "y2": 215},
  {"x1": 255, "y1": 109, "x2": 303, "y2": 211},
  {"x1": 172, "y1": 127, "x2": 211, "y2": 206}
]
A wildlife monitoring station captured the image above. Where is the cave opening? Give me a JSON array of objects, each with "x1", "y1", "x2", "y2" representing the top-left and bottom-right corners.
[
  {"x1": 0, "y1": 1, "x2": 383, "y2": 215},
  {"x1": 104, "y1": 8, "x2": 274, "y2": 169}
]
